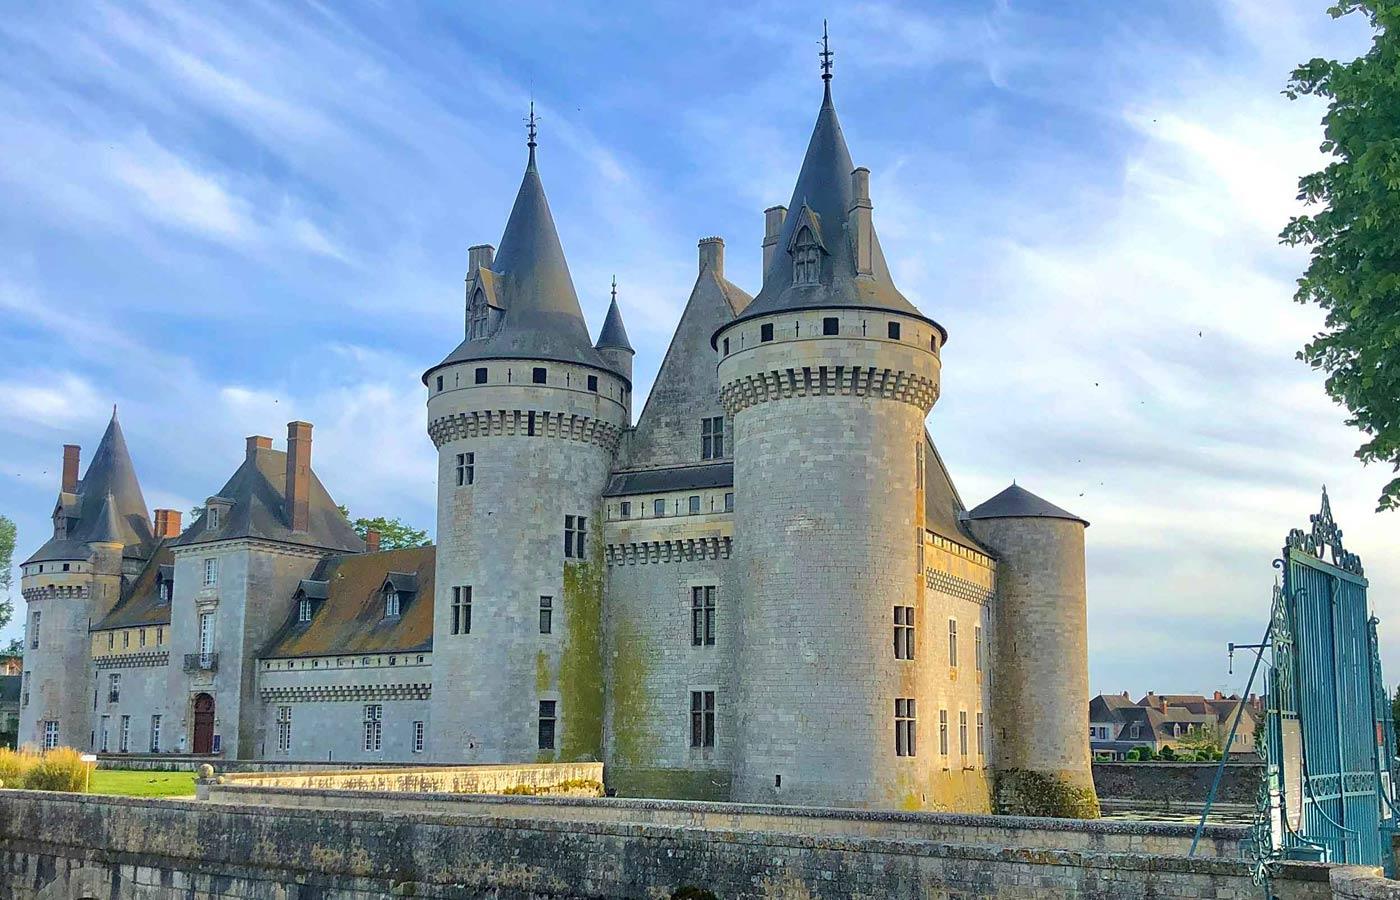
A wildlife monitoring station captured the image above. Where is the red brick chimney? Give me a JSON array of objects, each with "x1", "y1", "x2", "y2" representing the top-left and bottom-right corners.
[
  {"x1": 246, "y1": 435, "x2": 272, "y2": 459},
  {"x1": 153, "y1": 509, "x2": 182, "y2": 539},
  {"x1": 1213, "y1": 691, "x2": 1224, "y2": 701},
  {"x1": 61, "y1": 444, "x2": 80, "y2": 493},
  {"x1": 365, "y1": 529, "x2": 380, "y2": 553},
  {"x1": 285, "y1": 421, "x2": 312, "y2": 532}
]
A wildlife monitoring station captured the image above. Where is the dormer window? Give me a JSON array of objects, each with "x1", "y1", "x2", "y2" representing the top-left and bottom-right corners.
[
  {"x1": 298, "y1": 597, "x2": 313, "y2": 623},
  {"x1": 384, "y1": 587, "x2": 400, "y2": 618},
  {"x1": 207, "y1": 506, "x2": 220, "y2": 529},
  {"x1": 468, "y1": 290, "x2": 489, "y2": 341},
  {"x1": 793, "y1": 226, "x2": 821, "y2": 285},
  {"x1": 159, "y1": 582, "x2": 171, "y2": 603}
]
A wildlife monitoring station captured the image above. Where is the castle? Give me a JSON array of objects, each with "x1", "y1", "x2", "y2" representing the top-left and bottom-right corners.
[{"x1": 17, "y1": 57, "x2": 1096, "y2": 814}]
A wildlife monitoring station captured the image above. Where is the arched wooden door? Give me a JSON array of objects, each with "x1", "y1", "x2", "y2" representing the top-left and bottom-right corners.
[{"x1": 192, "y1": 693, "x2": 215, "y2": 754}]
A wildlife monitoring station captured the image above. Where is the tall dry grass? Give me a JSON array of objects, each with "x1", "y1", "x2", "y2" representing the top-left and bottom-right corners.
[{"x1": 0, "y1": 746, "x2": 92, "y2": 792}]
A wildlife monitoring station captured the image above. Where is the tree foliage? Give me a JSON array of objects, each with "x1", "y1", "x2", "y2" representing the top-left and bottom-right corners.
[
  {"x1": 0, "y1": 515, "x2": 15, "y2": 631},
  {"x1": 1282, "y1": 1, "x2": 1400, "y2": 511},
  {"x1": 337, "y1": 506, "x2": 430, "y2": 550}
]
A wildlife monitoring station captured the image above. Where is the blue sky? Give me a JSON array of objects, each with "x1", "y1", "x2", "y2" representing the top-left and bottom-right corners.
[{"x1": 0, "y1": 0, "x2": 1393, "y2": 697}]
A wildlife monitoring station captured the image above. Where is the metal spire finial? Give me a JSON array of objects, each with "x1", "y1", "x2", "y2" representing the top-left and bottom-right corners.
[
  {"x1": 526, "y1": 100, "x2": 538, "y2": 150},
  {"x1": 611, "y1": 274, "x2": 617, "y2": 303},
  {"x1": 820, "y1": 19, "x2": 833, "y2": 84}
]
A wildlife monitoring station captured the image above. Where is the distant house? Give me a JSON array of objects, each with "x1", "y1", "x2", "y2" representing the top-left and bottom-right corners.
[
  {"x1": 0, "y1": 652, "x2": 21, "y2": 676},
  {"x1": 1089, "y1": 691, "x2": 1262, "y2": 759},
  {"x1": 0, "y1": 675, "x2": 19, "y2": 748}
]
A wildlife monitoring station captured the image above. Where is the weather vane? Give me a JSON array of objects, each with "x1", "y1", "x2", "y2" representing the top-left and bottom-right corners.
[{"x1": 820, "y1": 19, "x2": 833, "y2": 83}]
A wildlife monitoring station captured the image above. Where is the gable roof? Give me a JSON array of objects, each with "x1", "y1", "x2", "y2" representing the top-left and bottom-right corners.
[
  {"x1": 173, "y1": 446, "x2": 363, "y2": 553},
  {"x1": 967, "y1": 483, "x2": 1088, "y2": 526},
  {"x1": 261, "y1": 546, "x2": 436, "y2": 659},
  {"x1": 924, "y1": 431, "x2": 992, "y2": 556},
  {"x1": 93, "y1": 545, "x2": 175, "y2": 631},
  {"x1": 24, "y1": 410, "x2": 153, "y2": 564},
  {"x1": 425, "y1": 142, "x2": 612, "y2": 380}
]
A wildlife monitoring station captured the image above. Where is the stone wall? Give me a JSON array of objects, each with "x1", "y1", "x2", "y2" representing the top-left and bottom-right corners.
[
  {"x1": 0, "y1": 790, "x2": 1338, "y2": 899},
  {"x1": 1330, "y1": 867, "x2": 1400, "y2": 900},
  {"x1": 1093, "y1": 761, "x2": 1264, "y2": 807},
  {"x1": 208, "y1": 761, "x2": 602, "y2": 794}
]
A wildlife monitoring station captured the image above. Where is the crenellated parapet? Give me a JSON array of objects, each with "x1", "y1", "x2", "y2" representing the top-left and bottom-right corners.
[
  {"x1": 720, "y1": 364, "x2": 939, "y2": 416},
  {"x1": 605, "y1": 536, "x2": 732, "y2": 566},
  {"x1": 21, "y1": 584, "x2": 88, "y2": 603},
  {"x1": 427, "y1": 408, "x2": 623, "y2": 452}
]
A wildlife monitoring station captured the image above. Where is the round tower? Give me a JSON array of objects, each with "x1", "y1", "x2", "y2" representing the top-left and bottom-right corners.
[
  {"x1": 715, "y1": 68, "x2": 948, "y2": 807},
  {"x1": 966, "y1": 484, "x2": 1098, "y2": 818},
  {"x1": 424, "y1": 122, "x2": 630, "y2": 763}
]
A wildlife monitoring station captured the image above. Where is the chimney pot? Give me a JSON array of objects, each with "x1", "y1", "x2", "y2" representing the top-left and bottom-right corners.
[
  {"x1": 62, "y1": 445, "x2": 80, "y2": 494},
  {"x1": 762, "y1": 206, "x2": 788, "y2": 272},
  {"x1": 365, "y1": 529, "x2": 380, "y2": 553},
  {"x1": 851, "y1": 166, "x2": 871, "y2": 204},
  {"x1": 468, "y1": 244, "x2": 495, "y2": 276},
  {"x1": 246, "y1": 435, "x2": 272, "y2": 459},
  {"x1": 1213, "y1": 691, "x2": 1224, "y2": 700},
  {"x1": 698, "y1": 237, "x2": 724, "y2": 277},
  {"x1": 153, "y1": 509, "x2": 182, "y2": 539},
  {"x1": 285, "y1": 421, "x2": 313, "y2": 533}
]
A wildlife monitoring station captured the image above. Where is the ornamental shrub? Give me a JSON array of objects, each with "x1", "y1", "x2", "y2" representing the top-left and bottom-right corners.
[{"x1": 25, "y1": 747, "x2": 90, "y2": 792}]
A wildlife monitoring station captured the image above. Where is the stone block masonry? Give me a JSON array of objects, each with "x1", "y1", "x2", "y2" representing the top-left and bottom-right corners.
[{"x1": 0, "y1": 790, "x2": 1348, "y2": 899}]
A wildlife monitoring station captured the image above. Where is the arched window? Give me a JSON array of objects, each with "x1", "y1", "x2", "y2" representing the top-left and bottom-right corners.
[
  {"x1": 384, "y1": 587, "x2": 400, "y2": 618},
  {"x1": 468, "y1": 290, "x2": 489, "y2": 340},
  {"x1": 793, "y1": 227, "x2": 820, "y2": 285}
]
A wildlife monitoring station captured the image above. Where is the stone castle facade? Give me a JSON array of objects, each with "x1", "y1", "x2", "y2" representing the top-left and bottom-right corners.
[{"x1": 17, "y1": 63, "x2": 1096, "y2": 814}]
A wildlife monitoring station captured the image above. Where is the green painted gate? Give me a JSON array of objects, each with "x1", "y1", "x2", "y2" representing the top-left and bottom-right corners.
[{"x1": 1260, "y1": 489, "x2": 1397, "y2": 866}]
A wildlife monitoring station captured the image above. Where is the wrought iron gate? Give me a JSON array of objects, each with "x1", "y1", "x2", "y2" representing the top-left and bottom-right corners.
[{"x1": 1260, "y1": 488, "x2": 1397, "y2": 866}]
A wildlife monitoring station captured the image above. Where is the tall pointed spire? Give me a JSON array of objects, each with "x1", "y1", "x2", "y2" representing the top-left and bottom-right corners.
[
  {"x1": 426, "y1": 103, "x2": 611, "y2": 378},
  {"x1": 596, "y1": 276, "x2": 633, "y2": 353}
]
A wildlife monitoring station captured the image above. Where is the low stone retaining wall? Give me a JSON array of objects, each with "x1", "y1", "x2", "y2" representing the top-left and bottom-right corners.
[
  {"x1": 1330, "y1": 866, "x2": 1400, "y2": 899},
  {"x1": 1093, "y1": 761, "x2": 1264, "y2": 807},
  {"x1": 204, "y1": 782, "x2": 1248, "y2": 858},
  {"x1": 207, "y1": 761, "x2": 603, "y2": 795},
  {"x1": 0, "y1": 791, "x2": 1335, "y2": 899},
  {"x1": 96, "y1": 754, "x2": 466, "y2": 772}
]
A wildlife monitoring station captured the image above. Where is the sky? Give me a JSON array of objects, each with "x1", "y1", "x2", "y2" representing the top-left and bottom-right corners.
[{"x1": 0, "y1": 0, "x2": 1393, "y2": 697}]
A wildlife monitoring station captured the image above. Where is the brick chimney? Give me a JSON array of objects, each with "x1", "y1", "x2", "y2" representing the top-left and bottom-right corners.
[
  {"x1": 153, "y1": 509, "x2": 182, "y2": 539},
  {"x1": 285, "y1": 421, "x2": 312, "y2": 532},
  {"x1": 1213, "y1": 690, "x2": 1224, "y2": 701},
  {"x1": 698, "y1": 237, "x2": 725, "y2": 277},
  {"x1": 365, "y1": 529, "x2": 381, "y2": 553},
  {"x1": 246, "y1": 435, "x2": 272, "y2": 460},
  {"x1": 61, "y1": 444, "x2": 80, "y2": 494}
]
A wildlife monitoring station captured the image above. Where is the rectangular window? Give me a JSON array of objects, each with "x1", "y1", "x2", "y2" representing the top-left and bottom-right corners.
[
  {"x1": 456, "y1": 452, "x2": 475, "y2": 486},
  {"x1": 724, "y1": 492, "x2": 734, "y2": 512},
  {"x1": 298, "y1": 598, "x2": 313, "y2": 623},
  {"x1": 435, "y1": 375, "x2": 444, "y2": 392},
  {"x1": 619, "y1": 501, "x2": 631, "y2": 518},
  {"x1": 411, "y1": 720, "x2": 425, "y2": 753},
  {"x1": 586, "y1": 375, "x2": 598, "y2": 392},
  {"x1": 939, "y1": 709, "x2": 949, "y2": 755},
  {"x1": 384, "y1": 589, "x2": 400, "y2": 618},
  {"x1": 760, "y1": 323, "x2": 774, "y2": 342},
  {"x1": 99, "y1": 715, "x2": 110, "y2": 752},
  {"x1": 107, "y1": 632, "x2": 114, "y2": 651},
  {"x1": 688, "y1": 495, "x2": 701, "y2": 514},
  {"x1": 207, "y1": 506, "x2": 220, "y2": 529},
  {"x1": 895, "y1": 698, "x2": 916, "y2": 757},
  {"x1": 276, "y1": 706, "x2": 292, "y2": 754},
  {"x1": 977, "y1": 711, "x2": 985, "y2": 756},
  {"x1": 538, "y1": 700, "x2": 556, "y2": 750},
  {"x1": 539, "y1": 596, "x2": 553, "y2": 634},
  {"x1": 887, "y1": 321, "x2": 901, "y2": 340},
  {"x1": 198, "y1": 613, "x2": 214, "y2": 663},
  {"x1": 122, "y1": 630, "x2": 130, "y2": 649},
  {"x1": 959, "y1": 710, "x2": 968, "y2": 756},
  {"x1": 119, "y1": 715, "x2": 130, "y2": 753},
  {"x1": 43, "y1": 721, "x2": 58, "y2": 750},
  {"x1": 363, "y1": 704, "x2": 382, "y2": 752},
  {"x1": 974, "y1": 625, "x2": 983, "y2": 672},
  {"x1": 29, "y1": 611, "x2": 39, "y2": 649},
  {"x1": 156, "y1": 626, "x2": 164, "y2": 645},
  {"x1": 948, "y1": 619, "x2": 958, "y2": 667},
  {"x1": 139, "y1": 628, "x2": 147, "y2": 648},
  {"x1": 452, "y1": 586, "x2": 472, "y2": 635},
  {"x1": 691, "y1": 586, "x2": 716, "y2": 646},
  {"x1": 894, "y1": 606, "x2": 915, "y2": 660},
  {"x1": 203, "y1": 557, "x2": 218, "y2": 587},
  {"x1": 532, "y1": 367, "x2": 547, "y2": 384},
  {"x1": 150, "y1": 715, "x2": 162, "y2": 752},
  {"x1": 823, "y1": 316, "x2": 839, "y2": 335},
  {"x1": 690, "y1": 690, "x2": 715, "y2": 748},
  {"x1": 701, "y1": 416, "x2": 724, "y2": 459},
  {"x1": 21, "y1": 671, "x2": 29, "y2": 708},
  {"x1": 653, "y1": 498, "x2": 665, "y2": 517},
  {"x1": 474, "y1": 367, "x2": 488, "y2": 384},
  {"x1": 108, "y1": 673, "x2": 120, "y2": 704},
  {"x1": 564, "y1": 515, "x2": 587, "y2": 559}
]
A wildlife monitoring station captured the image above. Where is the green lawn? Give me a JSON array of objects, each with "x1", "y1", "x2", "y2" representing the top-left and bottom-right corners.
[{"x1": 87, "y1": 769, "x2": 197, "y2": 798}]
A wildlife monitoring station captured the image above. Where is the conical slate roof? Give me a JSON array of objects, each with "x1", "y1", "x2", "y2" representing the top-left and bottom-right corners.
[
  {"x1": 735, "y1": 82, "x2": 931, "y2": 327},
  {"x1": 88, "y1": 492, "x2": 125, "y2": 545},
  {"x1": 23, "y1": 409, "x2": 153, "y2": 564},
  {"x1": 596, "y1": 295, "x2": 633, "y2": 353},
  {"x1": 967, "y1": 484, "x2": 1088, "y2": 526},
  {"x1": 426, "y1": 142, "x2": 612, "y2": 379}
]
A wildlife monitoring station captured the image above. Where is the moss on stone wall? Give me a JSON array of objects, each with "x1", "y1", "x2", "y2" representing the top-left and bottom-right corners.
[
  {"x1": 994, "y1": 769, "x2": 1101, "y2": 819},
  {"x1": 607, "y1": 766, "x2": 731, "y2": 801},
  {"x1": 558, "y1": 515, "x2": 605, "y2": 761},
  {"x1": 609, "y1": 617, "x2": 656, "y2": 768}
]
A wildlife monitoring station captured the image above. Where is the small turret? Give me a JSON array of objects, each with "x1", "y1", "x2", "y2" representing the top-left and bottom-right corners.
[{"x1": 595, "y1": 276, "x2": 634, "y2": 388}]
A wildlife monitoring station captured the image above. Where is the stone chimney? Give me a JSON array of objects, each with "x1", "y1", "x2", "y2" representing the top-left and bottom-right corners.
[
  {"x1": 365, "y1": 529, "x2": 381, "y2": 553},
  {"x1": 698, "y1": 237, "x2": 725, "y2": 277},
  {"x1": 61, "y1": 444, "x2": 80, "y2": 494},
  {"x1": 246, "y1": 435, "x2": 272, "y2": 460},
  {"x1": 285, "y1": 421, "x2": 312, "y2": 533},
  {"x1": 468, "y1": 244, "x2": 495, "y2": 276},
  {"x1": 1213, "y1": 690, "x2": 1224, "y2": 701},
  {"x1": 1122, "y1": 691, "x2": 1129, "y2": 699},
  {"x1": 762, "y1": 205, "x2": 787, "y2": 272},
  {"x1": 153, "y1": 509, "x2": 182, "y2": 540},
  {"x1": 849, "y1": 167, "x2": 874, "y2": 276},
  {"x1": 1159, "y1": 698, "x2": 1168, "y2": 713}
]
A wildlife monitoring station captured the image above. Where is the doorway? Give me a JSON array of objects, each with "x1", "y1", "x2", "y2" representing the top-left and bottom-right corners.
[{"x1": 192, "y1": 693, "x2": 215, "y2": 754}]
